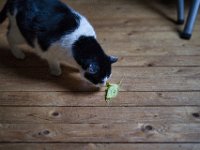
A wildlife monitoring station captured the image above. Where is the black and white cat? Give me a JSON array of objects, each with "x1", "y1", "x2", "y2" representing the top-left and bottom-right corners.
[{"x1": 0, "y1": 0, "x2": 118, "y2": 86}]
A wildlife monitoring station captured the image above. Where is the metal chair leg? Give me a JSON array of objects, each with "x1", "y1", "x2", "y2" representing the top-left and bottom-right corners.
[
  {"x1": 181, "y1": 0, "x2": 200, "y2": 39},
  {"x1": 177, "y1": 0, "x2": 185, "y2": 24}
]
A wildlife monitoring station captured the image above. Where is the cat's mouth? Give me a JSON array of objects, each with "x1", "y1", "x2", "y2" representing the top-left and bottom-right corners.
[
  {"x1": 84, "y1": 75, "x2": 108, "y2": 87},
  {"x1": 98, "y1": 81, "x2": 107, "y2": 87},
  {"x1": 98, "y1": 77, "x2": 108, "y2": 86},
  {"x1": 79, "y1": 69, "x2": 110, "y2": 87}
]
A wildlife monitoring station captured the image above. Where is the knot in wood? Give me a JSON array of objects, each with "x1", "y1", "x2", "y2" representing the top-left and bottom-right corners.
[
  {"x1": 43, "y1": 130, "x2": 50, "y2": 135},
  {"x1": 192, "y1": 113, "x2": 200, "y2": 118},
  {"x1": 52, "y1": 112, "x2": 60, "y2": 117},
  {"x1": 141, "y1": 125, "x2": 154, "y2": 132}
]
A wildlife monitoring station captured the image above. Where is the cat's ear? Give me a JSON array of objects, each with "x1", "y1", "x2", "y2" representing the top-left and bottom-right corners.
[
  {"x1": 87, "y1": 63, "x2": 99, "y2": 74},
  {"x1": 109, "y1": 56, "x2": 118, "y2": 64}
]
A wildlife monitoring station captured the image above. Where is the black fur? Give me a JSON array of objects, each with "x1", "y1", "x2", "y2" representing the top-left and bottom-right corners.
[
  {"x1": 1, "y1": 0, "x2": 80, "y2": 50},
  {"x1": 73, "y1": 36, "x2": 113, "y2": 85}
]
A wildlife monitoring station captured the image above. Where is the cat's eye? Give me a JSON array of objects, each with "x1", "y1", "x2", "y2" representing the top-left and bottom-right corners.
[{"x1": 87, "y1": 63, "x2": 99, "y2": 74}]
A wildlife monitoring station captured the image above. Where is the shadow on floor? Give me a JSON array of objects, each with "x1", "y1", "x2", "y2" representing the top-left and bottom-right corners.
[
  {"x1": 127, "y1": 0, "x2": 191, "y2": 37},
  {"x1": 0, "y1": 47, "x2": 100, "y2": 92},
  {"x1": 140, "y1": 0, "x2": 178, "y2": 24}
]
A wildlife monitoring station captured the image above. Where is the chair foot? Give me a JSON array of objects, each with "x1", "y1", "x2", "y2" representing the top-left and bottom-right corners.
[
  {"x1": 177, "y1": 19, "x2": 184, "y2": 25},
  {"x1": 181, "y1": 33, "x2": 192, "y2": 40}
]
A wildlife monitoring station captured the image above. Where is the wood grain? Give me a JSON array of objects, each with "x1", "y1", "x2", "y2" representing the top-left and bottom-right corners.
[
  {"x1": 0, "y1": 144, "x2": 200, "y2": 150},
  {"x1": 1, "y1": 38, "x2": 200, "y2": 57},
  {"x1": 0, "y1": 92, "x2": 200, "y2": 107},
  {"x1": 0, "y1": 107, "x2": 200, "y2": 124},
  {"x1": 117, "y1": 56, "x2": 200, "y2": 67},
  {"x1": 1, "y1": 123, "x2": 200, "y2": 142},
  {"x1": 0, "y1": 67, "x2": 199, "y2": 92},
  {"x1": 0, "y1": 48, "x2": 200, "y2": 67}
]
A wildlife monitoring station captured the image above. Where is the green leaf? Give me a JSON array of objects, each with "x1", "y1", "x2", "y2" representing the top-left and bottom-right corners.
[
  {"x1": 106, "y1": 84, "x2": 120, "y2": 99},
  {"x1": 105, "y1": 75, "x2": 125, "y2": 103}
]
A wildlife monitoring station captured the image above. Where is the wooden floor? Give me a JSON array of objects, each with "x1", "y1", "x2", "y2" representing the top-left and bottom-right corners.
[{"x1": 0, "y1": 0, "x2": 200, "y2": 149}]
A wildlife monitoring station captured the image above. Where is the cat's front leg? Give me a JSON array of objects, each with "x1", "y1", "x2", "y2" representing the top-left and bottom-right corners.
[
  {"x1": 48, "y1": 60, "x2": 62, "y2": 76},
  {"x1": 9, "y1": 46, "x2": 26, "y2": 60},
  {"x1": 7, "y1": 31, "x2": 26, "y2": 60}
]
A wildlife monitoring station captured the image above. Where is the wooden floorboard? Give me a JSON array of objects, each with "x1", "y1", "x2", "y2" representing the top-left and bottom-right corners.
[
  {"x1": 1, "y1": 123, "x2": 200, "y2": 142},
  {"x1": 0, "y1": 144, "x2": 200, "y2": 150},
  {"x1": 0, "y1": 67, "x2": 199, "y2": 92},
  {"x1": 0, "y1": 107, "x2": 200, "y2": 124},
  {"x1": 1, "y1": 48, "x2": 200, "y2": 67},
  {"x1": 0, "y1": 91, "x2": 200, "y2": 107},
  {"x1": 1, "y1": 143, "x2": 200, "y2": 150},
  {"x1": 0, "y1": 0, "x2": 200, "y2": 149}
]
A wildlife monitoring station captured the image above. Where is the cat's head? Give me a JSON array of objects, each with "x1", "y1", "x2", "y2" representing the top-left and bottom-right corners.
[{"x1": 72, "y1": 36, "x2": 118, "y2": 86}]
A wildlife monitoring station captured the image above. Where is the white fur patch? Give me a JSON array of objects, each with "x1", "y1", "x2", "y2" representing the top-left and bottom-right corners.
[
  {"x1": 7, "y1": 12, "x2": 26, "y2": 45},
  {"x1": 102, "y1": 76, "x2": 108, "y2": 85},
  {"x1": 7, "y1": 11, "x2": 27, "y2": 59},
  {"x1": 60, "y1": 15, "x2": 96, "y2": 56}
]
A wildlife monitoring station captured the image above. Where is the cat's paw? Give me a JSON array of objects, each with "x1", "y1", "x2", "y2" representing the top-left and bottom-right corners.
[
  {"x1": 12, "y1": 50, "x2": 26, "y2": 60},
  {"x1": 15, "y1": 53, "x2": 26, "y2": 60},
  {"x1": 50, "y1": 68, "x2": 62, "y2": 76}
]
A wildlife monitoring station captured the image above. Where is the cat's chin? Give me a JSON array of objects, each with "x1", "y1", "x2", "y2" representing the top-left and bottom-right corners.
[
  {"x1": 97, "y1": 82, "x2": 107, "y2": 87},
  {"x1": 83, "y1": 79, "x2": 105, "y2": 88}
]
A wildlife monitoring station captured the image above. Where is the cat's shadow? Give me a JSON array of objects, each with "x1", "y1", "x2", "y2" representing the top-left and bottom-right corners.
[
  {"x1": 138, "y1": 0, "x2": 178, "y2": 24},
  {"x1": 0, "y1": 47, "x2": 100, "y2": 92},
  {"x1": 126, "y1": 0, "x2": 187, "y2": 36}
]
